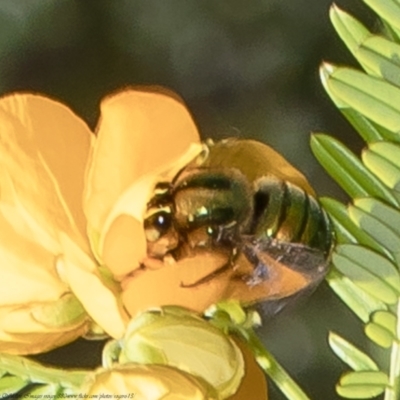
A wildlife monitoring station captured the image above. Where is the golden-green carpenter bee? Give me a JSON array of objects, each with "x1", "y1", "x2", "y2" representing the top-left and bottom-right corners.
[{"x1": 143, "y1": 139, "x2": 333, "y2": 312}]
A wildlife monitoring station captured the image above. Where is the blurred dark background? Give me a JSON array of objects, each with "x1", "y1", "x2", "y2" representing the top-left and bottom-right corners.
[{"x1": 2, "y1": 0, "x2": 388, "y2": 398}]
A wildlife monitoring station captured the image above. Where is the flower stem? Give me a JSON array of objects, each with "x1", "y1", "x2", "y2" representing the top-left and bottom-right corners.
[
  {"x1": 384, "y1": 299, "x2": 400, "y2": 400},
  {"x1": 237, "y1": 327, "x2": 312, "y2": 400},
  {"x1": 0, "y1": 353, "x2": 89, "y2": 390}
]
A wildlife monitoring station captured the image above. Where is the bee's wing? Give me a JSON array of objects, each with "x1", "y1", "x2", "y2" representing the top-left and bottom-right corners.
[{"x1": 225, "y1": 236, "x2": 330, "y2": 316}]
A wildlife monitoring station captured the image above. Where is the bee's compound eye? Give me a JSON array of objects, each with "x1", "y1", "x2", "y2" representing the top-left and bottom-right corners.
[
  {"x1": 206, "y1": 226, "x2": 221, "y2": 240},
  {"x1": 144, "y1": 210, "x2": 173, "y2": 242}
]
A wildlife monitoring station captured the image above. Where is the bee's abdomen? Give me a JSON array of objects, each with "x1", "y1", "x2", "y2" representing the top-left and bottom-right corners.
[{"x1": 251, "y1": 177, "x2": 332, "y2": 253}]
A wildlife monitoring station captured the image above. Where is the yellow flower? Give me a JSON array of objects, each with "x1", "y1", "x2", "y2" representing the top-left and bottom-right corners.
[
  {"x1": 86, "y1": 364, "x2": 217, "y2": 400},
  {"x1": 0, "y1": 88, "x2": 201, "y2": 354},
  {"x1": 0, "y1": 85, "x2": 312, "y2": 355}
]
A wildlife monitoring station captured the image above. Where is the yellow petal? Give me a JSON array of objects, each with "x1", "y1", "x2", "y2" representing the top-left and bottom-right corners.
[
  {"x1": 229, "y1": 338, "x2": 268, "y2": 400},
  {"x1": 0, "y1": 212, "x2": 67, "y2": 305},
  {"x1": 121, "y1": 252, "x2": 233, "y2": 317},
  {"x1": 0, "y1": 305, "x2": 88, "y2": 355},
  {"x1": 84, "y1": 87, "x2": 201, "y2": 238},
  {"x1": 100, "y1": 142, "x2": 202, "y2": 277},
  {"x1": 0, "y1": 93, "x2": 93, "y2": 239},
  {"x1": 58, "y1": 233, "x2": 128, "y2": 339}
]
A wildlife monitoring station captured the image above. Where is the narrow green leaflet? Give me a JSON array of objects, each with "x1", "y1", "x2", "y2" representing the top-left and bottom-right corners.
[
  {"x1": 320, "y1": 197, "x2": 392, "y2": 258},
  {"x1": 366, "y1": 309, "x2": 398, "y2": 350},
  {"x1": 330, "y1": 6, "x2": 400, "y2": 87},
  {"x1": 349, "y1": 205, "x2": 400, "y2": 263},
  {"x1": 328, "y1": 332, "x2": 379, "y2": 371},
  {"x1": 326, "y1": 268, "x2": 387, "y2": 323},
  {"x1": 319, "y1": 1, "x2": 400, "y2": 400},
  {"x1": 365, "y1": 321, "x2": 395, "y2": 348},
  {"x1": 363, "y1": 142, "x2": 400, "y2": 192},
  {"x1": 337, "y1": 370, "x2": 388, "y2": 398},
  {"x1": 320, "y1": 63, "x2": 400, "y2": 135},
  {"x1": 353, "y1": 198, "x2": 400, "y2": 237},
  {"x1": 333, "y1": 249, "x2": 399, "y2": 305},
  {"x1": 330, "y1": 3, "x2": 369, "y2": 46},
  {"x1": 320, "y1": 65, "x2": 388, "y2": 143},
  {"x1": 341, "y1": 109, "x2": 392, "y2": 143},
  {"x1": 357, "y1": 37, "x2": 400, "y2": 87},
  {"x1": 336, "y1": 244, "x2": 400, "y2": 293},
  {"x1": 372, "y1": 310, "x2": 398, "y2": 335},
  {"x1": 330, "y1": 5, "x2": 371, "y2": 62},
  {"x1": 363, "y1": 0, "x2": 400, "y2": 33},
  {"x1": 368, "y1": 141, "x2": 400, "y2": 170},
  {"x1": 341, "y1": 370, "x2": 389, "y2": 386},
  {"x1": 311, "y1": 134, "x2": 398, "y2": 206}
]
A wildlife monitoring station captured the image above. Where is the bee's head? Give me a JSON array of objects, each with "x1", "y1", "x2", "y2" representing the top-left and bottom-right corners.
[{"x1": 144, "y1": 167, "x2": 252, "y2": 259}]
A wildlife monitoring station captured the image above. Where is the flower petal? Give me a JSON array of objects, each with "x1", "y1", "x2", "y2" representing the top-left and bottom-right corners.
[
  {"x1": 0, "y1": 212, "x2": 67, "y2": 305},
  {"x1": 86, "y1": 364, "x2": 214, "y2": 400},
  {"x1": 230, "y1": 338, "x2": 268, "y2": 400},
  {"x1": 0, "y1": 305, "x2": 88, "y2": 355},
  {"x1": 58, "y1": 233, "x2": 129, "y2": 339},
  {"x1": 101, "y1": 142, "x2": 203, "y2": 277},
  {"x1": 84, "y1": 87, "x2": 201, "y2": 238},
  {"x1": 121, "y1": 252, "x2": 233, "y2": 317},
  {"x1": 0, "y1": 93, "x2": 93, "y2": 240}
]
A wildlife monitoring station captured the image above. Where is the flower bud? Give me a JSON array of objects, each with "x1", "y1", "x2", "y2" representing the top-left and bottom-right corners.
[
  {"x1": 118, "y1": 307, "x2": 244, "y2": 399},
  {"x1": 86, "y1": 364, "x2": 216, "y2": 400}
]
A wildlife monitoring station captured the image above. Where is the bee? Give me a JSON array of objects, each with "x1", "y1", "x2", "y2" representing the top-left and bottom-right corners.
[{"x1": 143, "y1": 139, "x2": 333, "y2": 312}]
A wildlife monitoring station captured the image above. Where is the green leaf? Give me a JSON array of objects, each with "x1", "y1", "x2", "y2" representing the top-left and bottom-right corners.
[
  {"x1": 357, "y1": 36, "x2": 400, "y2": 87},
  {"x1": 354, "y1": 198, "x2": 400, "y2": 237},
  {"x1": 326, "y1": 268, "x2": 387, "y2": 322},
  {"x1": 311, "y1": 134, "x2": 398, "y2": 206},
  {"x1": 333, "y1": 248, "x2": 399, "y2": 305},
  {"x1": 341, "y1": 109, "x2": 390, "y2": 143},
  {"x1": 349, "y1": 205, "x2": 400, "y2": 263},
  {"x1": 320, "y1": 63, "x2": 400, "y2": 137},
  {"x1": 365, "y1": 321, "x2": 395, "y2": 348},
  {"x1": 319, "y1": 65, "x2": 400, "y2": 143},
  {"x1": 328, "y1": 332, "x2": 379, "y2": 371},
  {"x1": 331, "y1": 5, "x2": 400, "y2": 87},
  {"x1": 337, "y1": 244, "x2": 400, "y2": 293},
  {"x1": 320, "y1": 198, "x2": 392, "y2": 258},
  {"x1": 363, "y1": 142, "x2": 400, "y2": 191},
  {"x1": 341, "y1": 370, "x2": 388, "y2": 386},
  {"x1": 337, "y1": 370, "x2": 388, "y2": 398},
  {"x1": 0, "y1": 376, "x2": 28, "y2": 396},
  {"x1": 363, "y1": 0, "x2": 400, "y2": 33},
  {"x1": 365, "y1": 311, "x2": 397, "y2": 349},
  {"x1": 330, "y1": 5, "x2": 371, "y2": 61},
  {"x1": 371, "y1": 310, "x2": 397, "y2": 335}
]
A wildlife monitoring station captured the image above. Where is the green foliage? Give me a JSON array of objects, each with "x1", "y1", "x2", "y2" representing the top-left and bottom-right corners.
[
  {"x1": 0, "y1": 354, "x2": 87, "y2": 398},
  {"x1": 312, "y1": 1, "x2": 400, "y2": 399}
]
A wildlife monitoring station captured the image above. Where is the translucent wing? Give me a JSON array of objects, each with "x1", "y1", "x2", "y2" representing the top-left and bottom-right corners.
[{"x1": 225, "y1": 236, "x2": 330, "y2": 316}]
